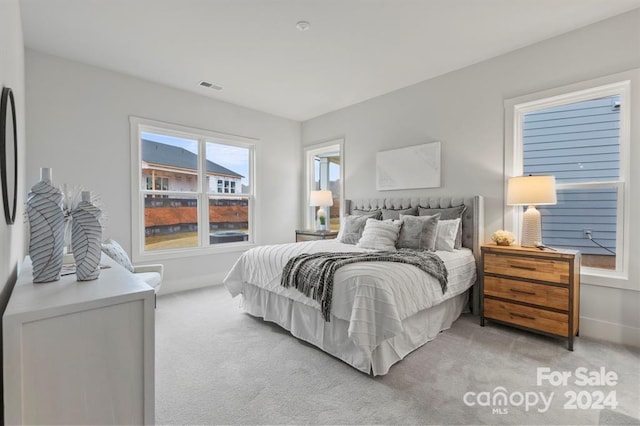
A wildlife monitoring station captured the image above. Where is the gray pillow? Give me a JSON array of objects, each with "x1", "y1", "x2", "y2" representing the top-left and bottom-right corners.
[
  {"x1": 352, "y1": 209, "x2": 382, "y2": 220},
  {"x1": 382, "y1": 206, "x2": 417, "y2": 220},
  {"x1": 397, "y1": 214, "x2": 440, "y2": 251},
  {"x1": 340, "y1": 213, "x2": 379, "y2": 245},
  {"x1": 418, "y1": 205, "x2": 467, "y2": 249}
]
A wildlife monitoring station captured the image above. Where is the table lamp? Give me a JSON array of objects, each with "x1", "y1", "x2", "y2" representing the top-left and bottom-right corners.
[
  {"x1": 309, "y1": 190, "x2": 333, "y2": 231},
  {"x1": 507, "y1": 175, "x2": 557, "y2": 247}
]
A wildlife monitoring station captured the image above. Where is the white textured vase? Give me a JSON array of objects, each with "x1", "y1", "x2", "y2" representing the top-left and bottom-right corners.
[
  {"x1": 27, "y1": 168, "x2": 65, "y2": 283},
  {"x1": 71, "y1": 191, "x2": 102, "y2": 281}
]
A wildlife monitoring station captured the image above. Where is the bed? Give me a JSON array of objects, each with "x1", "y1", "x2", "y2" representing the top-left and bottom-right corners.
[{"x1": 223, "y1": 196, "x2": 484, "y2": 375}]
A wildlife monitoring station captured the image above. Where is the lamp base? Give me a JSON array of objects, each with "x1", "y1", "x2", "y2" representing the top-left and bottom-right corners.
[
  {"x1": 316, "y1": 208, "x2": 327, "y2": 231},
  {"x1": 521, "y1": 205, "x2": 542, "y2": 247}
]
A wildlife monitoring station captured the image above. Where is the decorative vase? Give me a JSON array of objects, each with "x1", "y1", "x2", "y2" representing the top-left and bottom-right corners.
[
  {"x1": 71, "y1": 191, "x2": 102, "y2": 281},
  {"x1": 27, "y1": 167, "x2": 65, "y2": 283},
  {"x1": 496, "y1": 240, "x2": 511, "y2": 246}
]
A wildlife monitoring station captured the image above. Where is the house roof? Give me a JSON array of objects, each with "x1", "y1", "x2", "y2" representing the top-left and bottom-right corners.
[{"x1": 142, "y1": 139, "x2": 244, "y2": 178}]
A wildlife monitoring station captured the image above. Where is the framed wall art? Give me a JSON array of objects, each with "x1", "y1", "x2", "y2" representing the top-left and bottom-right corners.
[{"x1": 376, "y1": 141, "x2": 441, "y2": 191}]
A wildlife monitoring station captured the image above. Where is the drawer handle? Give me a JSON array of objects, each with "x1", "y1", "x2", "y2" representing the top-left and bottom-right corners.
[
  {"x1": 511, "y1": 264, "x2": 537, "y2": 271},
  {"x1": 510, "y1": 312, "x2": 536, "y2": 321},
  {"x1": 510, "y1": 288, "x2": 536, "y2": 296}
]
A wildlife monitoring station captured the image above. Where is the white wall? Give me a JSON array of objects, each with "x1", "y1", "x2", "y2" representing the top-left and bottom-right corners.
[
  {"x1": 25, "y1": 50, "x2": 301, "y2": 295},
  {"x1": 302, "y1": 9, "x2": 640, "y2": 346},
  {"x1": 0, "y1": 0, "x2": 25, "y2": 420}
]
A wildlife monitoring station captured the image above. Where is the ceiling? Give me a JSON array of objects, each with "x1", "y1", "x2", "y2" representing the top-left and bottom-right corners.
[{"x1": 20, "y1": 0, "x2": 640, "y2": 122}]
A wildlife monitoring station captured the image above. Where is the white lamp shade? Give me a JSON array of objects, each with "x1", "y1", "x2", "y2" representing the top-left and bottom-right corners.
[
  {"x1": 507, "y1": 175, "x2": 557, "y2": 206},
  {"x1": 309, "y1": 190, "x2": 333, "y2": 207}
]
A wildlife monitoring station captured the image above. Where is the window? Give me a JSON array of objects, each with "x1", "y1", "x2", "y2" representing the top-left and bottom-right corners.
[
  {"x1": 508, "y1": 81, "x2": 630, "y2": 278},
  {"x1": 131, "y1": 117, "x2": 255, "y2": 260},
  {"x1": 154, "y1": 176, "x2": 169, "y2": 191},
  {"x1": 304, "y1": 139, "x2": 344, "y2": 230}
]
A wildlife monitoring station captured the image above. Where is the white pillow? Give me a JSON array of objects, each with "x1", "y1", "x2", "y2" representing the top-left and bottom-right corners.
[
  {"x1": 356, "y1": 219, "x2": 401, "y2": 251},
  {"x1": 435, "y1": 219, "x2": 461, "y2": 252},
  {"x1": 101, "y1": 239, "x2": 134, "y2": 272}
]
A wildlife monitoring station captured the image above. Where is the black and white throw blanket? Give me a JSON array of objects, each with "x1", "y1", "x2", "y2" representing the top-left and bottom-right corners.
[{"x1": 281, "y1": 250, "x2": 448, "y2": 321}]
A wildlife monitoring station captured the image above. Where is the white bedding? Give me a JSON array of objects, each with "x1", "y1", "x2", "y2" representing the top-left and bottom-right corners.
[{"x1": 224, "y1": 240, "x2": 477, "y2": 354}]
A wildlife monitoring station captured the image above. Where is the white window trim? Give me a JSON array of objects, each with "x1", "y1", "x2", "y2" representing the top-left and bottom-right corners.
[
  {"x1": 130, "y1": 116, "x2": 258, "y2": 262},
  {"x1": 303, "y1": 138, "x2": 345, "y2": 230},
  {"x1": 504, "y1": 74, "x2": 634, "y2": 290}
]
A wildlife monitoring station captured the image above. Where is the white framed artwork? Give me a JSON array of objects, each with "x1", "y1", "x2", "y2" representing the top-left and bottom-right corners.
[{"x1": 376, "y1": 142, "x2": 441, "y2": 191}]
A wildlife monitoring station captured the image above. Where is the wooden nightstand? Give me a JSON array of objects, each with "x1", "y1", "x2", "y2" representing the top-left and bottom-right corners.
[
  {"x1": 480, "y1": 244, "x2": 580, "y2": 350},
  {"x1": 295, "y1": 229, "x2": 339, "y2": 242}
]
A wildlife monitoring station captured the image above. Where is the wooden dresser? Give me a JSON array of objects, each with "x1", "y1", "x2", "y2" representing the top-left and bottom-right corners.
[{"x1": 480, "y1": 244, "x2": 580, "y2": 350}]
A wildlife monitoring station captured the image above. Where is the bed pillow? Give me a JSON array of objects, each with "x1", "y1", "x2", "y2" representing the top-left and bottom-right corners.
[
  {"x1": 397, "y1": 214, "x2": 440, "y2": 251},
  {"x1": 101, "y1": 239, "x2": 134, "y2": 272},
  {"x1": 352, "y1": 209, "x2": 382, "y2": 220},
  {"x1": 418, "y1": 205, "x2": 467, "y2": 249},
  {"x1": 381, "y1": 206, "x2": 417, "y2": 220},
  {"x1": 356, "y1": 219, "x2": 401, "y2": 251},
  {"x1": 339, "y1": 213, "x2": 378, "y2": 245},
  {"x1": 435, "y1": 219, "x2": 461, "y2": 252}
]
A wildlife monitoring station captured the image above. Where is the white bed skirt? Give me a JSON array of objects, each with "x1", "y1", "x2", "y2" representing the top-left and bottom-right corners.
[{"x1": 240, "y1": 284, "x2": 469, "y2": 376}]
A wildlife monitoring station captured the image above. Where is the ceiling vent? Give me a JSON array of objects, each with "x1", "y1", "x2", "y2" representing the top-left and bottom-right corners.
[{"x1": 199, "y1": 81, "x2": 223, "y2": 91}]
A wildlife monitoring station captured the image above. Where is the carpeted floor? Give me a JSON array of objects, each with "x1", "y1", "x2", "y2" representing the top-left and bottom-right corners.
[{"x1": 155, "y1": 285, "x2": 640, "y2": 425}]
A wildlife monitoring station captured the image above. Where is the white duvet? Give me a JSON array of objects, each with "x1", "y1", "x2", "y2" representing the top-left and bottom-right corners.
[{"x1": 223, "y1": 239, "x2": 477, "y2": 353}]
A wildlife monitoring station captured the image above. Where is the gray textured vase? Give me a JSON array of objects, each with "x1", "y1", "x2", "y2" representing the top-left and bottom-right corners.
[
  {"x1": 27, "y1": 168, "x2": 65, "y2": 283},
  {"x1": 71, "y1": 191, "x2": 102, "y2": 281}
]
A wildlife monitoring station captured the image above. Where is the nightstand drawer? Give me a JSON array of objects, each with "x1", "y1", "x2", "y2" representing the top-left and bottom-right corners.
[
  {"x1": 484, "y1": 253, "x2": 570, "y2": 285},
  {"x1": 483, "y1": 276, "x2": 568, "y2": 310},
  {"x1": 484, "y1": 298, "x2": 568, "y2": 337}
]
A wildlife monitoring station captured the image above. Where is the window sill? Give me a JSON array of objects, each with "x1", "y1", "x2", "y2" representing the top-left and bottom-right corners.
[
  {"x1": 580, "y1": 267, "x2": 638, "y2": 292},
  {"x1": 132, "y1": 242, "x2": 256, "y2": 263}
]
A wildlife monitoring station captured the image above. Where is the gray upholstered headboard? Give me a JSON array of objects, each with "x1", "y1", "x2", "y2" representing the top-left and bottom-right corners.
[{"x1": 345, "y1": 195, "x2": 484, "y2": 314}]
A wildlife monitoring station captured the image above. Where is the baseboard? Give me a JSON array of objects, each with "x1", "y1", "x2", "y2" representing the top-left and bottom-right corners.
[
  {"x1": 158, "y1": 272, "x2": 227, "y2": 296},
  {"x1": 580, "y1": 315, "x2": 640, "y2": 347}
]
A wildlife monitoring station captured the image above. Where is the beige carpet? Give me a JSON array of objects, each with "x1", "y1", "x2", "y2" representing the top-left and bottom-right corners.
[{"x1": 155, "y1": 285, "x2": 640, "y2": 425}]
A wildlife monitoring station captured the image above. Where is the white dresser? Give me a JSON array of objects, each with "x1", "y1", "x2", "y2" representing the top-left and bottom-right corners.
[{"x1": 3, "y1": 255, "x2": 155, "y2": 425}]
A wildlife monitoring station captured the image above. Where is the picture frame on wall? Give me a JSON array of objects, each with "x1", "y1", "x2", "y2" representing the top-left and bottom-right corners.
[
  {"x1": 376, "y1": 141, "x2": 441, "y2": 191},
  {"x1": 1, "y1": 86, "x2": 18, "y2": 225}
]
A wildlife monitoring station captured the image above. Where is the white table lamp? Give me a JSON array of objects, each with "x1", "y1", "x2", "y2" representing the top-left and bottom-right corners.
[
  {"x1": 507, "y1": 175, "x2": 557, "y2": 247},
  {"x1": 309, "y1": 190, "x2": 333, "y2": 231}
]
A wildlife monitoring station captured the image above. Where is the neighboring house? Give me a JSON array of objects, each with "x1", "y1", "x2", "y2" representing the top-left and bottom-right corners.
[
  {"x1": 141, "y1": 139, "x2": 248, "y2": 240},
  {"x1": 523, "y1": 96, "x2": 619, "y2": 269},
  {"x1": 141, "y1": 139, "x2": 244, "y2": 194}
]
